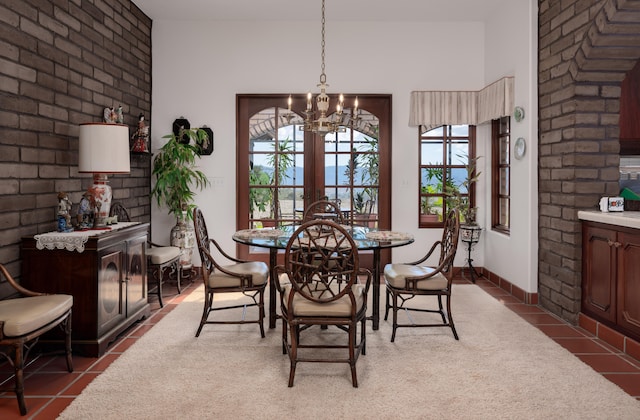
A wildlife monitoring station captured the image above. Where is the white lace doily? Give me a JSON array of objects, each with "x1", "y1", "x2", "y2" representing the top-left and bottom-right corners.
[{"x1": 34, "y1": 222, "x2": 140, "y2": 253}]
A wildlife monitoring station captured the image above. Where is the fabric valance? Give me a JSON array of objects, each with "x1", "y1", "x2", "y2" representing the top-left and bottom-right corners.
[{"x1": 409, "y1": 76, "x2": 514, "y2": 129}]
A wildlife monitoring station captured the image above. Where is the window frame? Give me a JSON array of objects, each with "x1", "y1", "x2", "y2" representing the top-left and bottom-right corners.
[
  {"x1": 491, "y1": 117, "x2": 510, "y2": 234},
  {"x1": 418, "y1": 124, "x2": 477, "y2": 228}
]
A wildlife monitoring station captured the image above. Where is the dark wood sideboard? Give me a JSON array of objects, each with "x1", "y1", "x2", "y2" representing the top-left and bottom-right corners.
[
  {"x1": 582, "y1": 220, "x2": 640, "y2": 343},
  {"x1": 21, "y1": 223, "x2": 151, "y2": 357}
]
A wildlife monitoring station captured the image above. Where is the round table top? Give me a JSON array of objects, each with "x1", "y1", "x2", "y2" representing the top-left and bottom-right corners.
[{"x1": 233, "y1": 225, "x2": 414, "y2": 251}]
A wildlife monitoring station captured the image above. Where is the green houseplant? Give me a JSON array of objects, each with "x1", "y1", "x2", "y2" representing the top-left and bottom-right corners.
[
  {"x1": 152, "y1": 128, "x2": 210, "y2": 265},
  {"x1": 445, "y1": 154, "x2": 482, "y2": 225},
  {"x1": 151, "y1": 128, "x2": 210, "y2": 220}
]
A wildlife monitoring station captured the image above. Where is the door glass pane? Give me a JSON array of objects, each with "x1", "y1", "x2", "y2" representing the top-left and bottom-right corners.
[
  {"x1": 322, "y1": 109, "x2": 379, "y2": 227},
  {"x1": 249, "y1": 107, "x2": 304, "y2": 227}
]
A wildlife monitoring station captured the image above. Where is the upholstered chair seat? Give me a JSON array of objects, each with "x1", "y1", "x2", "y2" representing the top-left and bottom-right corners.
[
  {"x1": 282, "y1": 283, "x2": 366, "y2": 317},
  {"x1": 0, "y1": 295, "x2": 72, "y2": 337},
  {"x1": 146, "y1": 246, "x2": 181, "y2": 266},
  {"x1": 208, "y1": 262, "x2": 268, "y2": 288},
  {"x1": 383, "y1": 264, "x2": 448, "y2": 290},
  {"x1": 0, "y1": 264, "x2": 73, "y2": 416}
]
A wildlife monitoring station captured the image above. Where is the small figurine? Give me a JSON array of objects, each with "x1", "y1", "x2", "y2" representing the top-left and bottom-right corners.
[
  {"x1": 116, "y1": 105, "x2": 124, "y2": 124},
  {"x1": 77, "y1": 191, "x2": 95, "y2": 229},
  {"x1": 103, "y1": 106, "x2": 117, "y2": 123},
  {"x1": 57, "y1": 191, "x2": 74, "y2": 232},
  {"x1": 131, "y1": 113, "x2": 150, "y2": 153}
]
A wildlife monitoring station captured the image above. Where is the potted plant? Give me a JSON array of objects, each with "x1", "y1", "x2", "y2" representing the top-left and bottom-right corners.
[
  {"x1": 445, "y1": 154, "x2": 482, "y2": 242},
  {"x1": 151, "y1": 127, "x2": 210, "y2": 264},
  {"x1": 420, "y1": 185, "x2": 440, "y2": 223}
]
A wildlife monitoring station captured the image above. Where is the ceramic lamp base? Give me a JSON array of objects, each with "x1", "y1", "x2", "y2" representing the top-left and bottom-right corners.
[{"x1": 88, "y1": 174, "x2": 112, "y2": 227}]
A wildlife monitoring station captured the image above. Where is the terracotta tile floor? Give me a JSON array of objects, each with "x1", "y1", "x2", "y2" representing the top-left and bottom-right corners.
[{"x1": 1, "y1": 274, "x2": 639, "y2": 419}]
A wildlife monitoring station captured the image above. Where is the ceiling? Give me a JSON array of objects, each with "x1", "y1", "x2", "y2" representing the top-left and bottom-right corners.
[{"x1": 133, "y1": 0, "x2": 510, "y2": 22}]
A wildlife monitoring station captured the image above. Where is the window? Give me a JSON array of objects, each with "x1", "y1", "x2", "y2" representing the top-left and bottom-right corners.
[
  {"x1": 491, "y1": 117, "x2": 510, "y2": 233},
  {"x1": 419, "y1": 125, "x2": 476, "y2": 227}
]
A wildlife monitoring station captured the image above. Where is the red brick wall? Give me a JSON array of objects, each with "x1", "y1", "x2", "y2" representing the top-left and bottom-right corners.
[
  {"x1": 0, "y1": 0, "x2": 152, "y2": 293},
  {"x1": 538, "y1": 0, "x2": 640, "y2": 323}
]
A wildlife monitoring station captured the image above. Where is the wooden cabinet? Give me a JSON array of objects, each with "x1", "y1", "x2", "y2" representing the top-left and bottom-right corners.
[
  {"x1": 582, "y1": 221, "x2": 640, "y2": 342},
  {"x1": 21, "y1": 223, "x2": 151, "y2": 357}
]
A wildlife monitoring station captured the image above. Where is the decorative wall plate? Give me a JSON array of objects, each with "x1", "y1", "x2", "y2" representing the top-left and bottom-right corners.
[
  {"x1": 199, "y1": 126, "x2": 214, "y2": 155},
  {"x1": 513, "y1": 106, "x2": 525, "y2": 122},
  {"x1": 514, "y1": 137, "x2": 526, "y2": 159}
]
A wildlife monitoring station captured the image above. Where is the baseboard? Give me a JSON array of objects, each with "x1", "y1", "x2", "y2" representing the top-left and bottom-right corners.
[
  {"x1": 458, "y1": 265, "x2": 539, "y2": 305},
  {"x1": 578, "y1": 313, "x2": 640, "y2": 362}
]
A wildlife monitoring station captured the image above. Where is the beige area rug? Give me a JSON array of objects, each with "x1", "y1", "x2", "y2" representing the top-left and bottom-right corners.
[{"x1": 59, "y1": 285, "x2": 640, "y2": 419}]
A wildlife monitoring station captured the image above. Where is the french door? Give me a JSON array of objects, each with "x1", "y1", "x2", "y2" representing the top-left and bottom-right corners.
[{"x1": 236, "y1": 94, "x2": 392, "y2": 270}]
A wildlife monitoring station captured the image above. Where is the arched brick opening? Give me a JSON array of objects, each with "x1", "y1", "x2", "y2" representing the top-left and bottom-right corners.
[{"x1": 538, "y1": 0, "x2": 640, "y2": 323}]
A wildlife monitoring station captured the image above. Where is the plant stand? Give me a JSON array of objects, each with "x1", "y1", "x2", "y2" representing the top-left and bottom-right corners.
[{"x1": 460, "y1": 224, "x2": 482, "y2": 283}]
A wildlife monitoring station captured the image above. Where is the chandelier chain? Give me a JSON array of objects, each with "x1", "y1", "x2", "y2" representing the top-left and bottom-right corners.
[{"x1": 320, "y1": 0, "x2": 326, "y2": 84}]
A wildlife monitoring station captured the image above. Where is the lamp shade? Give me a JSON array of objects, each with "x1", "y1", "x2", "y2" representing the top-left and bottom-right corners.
[{"x1": 79, "y1": 123, "x2": 130, "y2": 174}]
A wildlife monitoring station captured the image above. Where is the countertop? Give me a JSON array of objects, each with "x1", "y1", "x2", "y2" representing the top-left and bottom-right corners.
[{"x1": 578, "y1": 210, "x2": 640, "y2": 229}]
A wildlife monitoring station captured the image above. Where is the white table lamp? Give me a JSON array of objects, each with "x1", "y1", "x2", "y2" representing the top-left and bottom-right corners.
[{"x1": 78, "y1": 122, "x2": 130, "y2": 227}]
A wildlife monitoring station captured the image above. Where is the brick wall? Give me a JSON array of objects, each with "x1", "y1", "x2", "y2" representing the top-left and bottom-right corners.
[
  {"x1": 538, "y1": 0, "x2": 640, "y2": 323},
  {"x1": 0, "y1": 0, "x2": 152, "y2": 294}
]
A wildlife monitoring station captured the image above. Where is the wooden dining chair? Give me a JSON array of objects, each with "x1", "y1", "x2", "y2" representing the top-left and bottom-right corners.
[
  {"x1": 274, "y1": 219, "x2": 371, "y2": 387},
  {"x1": 0, "y1": 264, "x2": 73, "y2": 416},
  {"x1": 303, "y1": 199, "x2": 345, "y2": 224},
  {"x1": 383, "y1": 209, "x2": 460, "y2": 342},
  {"x1": 110, "y1": 203, "x2": 182, "y2": 307},
  {"x1": 192, "y1": 207, "x2": 268, "y2": 337}
]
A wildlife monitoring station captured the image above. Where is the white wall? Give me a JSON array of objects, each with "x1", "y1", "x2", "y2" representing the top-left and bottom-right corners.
[
  {"x1": 481, "y1": 0, "x2": 538, "y2": 292},
  {"x1": 149, "y1": 0, "x2": 537, "y2": 292}
]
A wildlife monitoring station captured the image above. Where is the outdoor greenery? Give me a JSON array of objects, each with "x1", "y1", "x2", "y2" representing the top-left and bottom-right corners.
[
  {"x1": 445, "y1": 153, "x2": 482, "y2": 225},
  {"x1": 151, "y1": 128, "x2": 210, "y2": 221},
  {"x1": 249, "y1": 138, "x2": 293, "y2": 220}
]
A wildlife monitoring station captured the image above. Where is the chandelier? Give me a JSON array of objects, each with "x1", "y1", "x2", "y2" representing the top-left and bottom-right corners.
[{"x1": 288, "y1": 0, "x2": 358, "y2": 134}]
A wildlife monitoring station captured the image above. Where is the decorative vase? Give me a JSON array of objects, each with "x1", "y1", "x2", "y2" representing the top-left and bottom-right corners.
[
  {"x1": 460, "y1": 224, "x2": 482, "y2": 243},
  {"x1": 170, "y1": 211, "x2": 195, "y2": 267}
]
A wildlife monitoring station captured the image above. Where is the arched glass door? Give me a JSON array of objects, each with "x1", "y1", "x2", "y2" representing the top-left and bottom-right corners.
[{"x1": 237, "y1": 94, "x2": 391, "y2": 269}]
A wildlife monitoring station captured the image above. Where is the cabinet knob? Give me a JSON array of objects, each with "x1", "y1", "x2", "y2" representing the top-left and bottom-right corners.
[{"x1": 608, "y1": 240, "x2": 622, "y2": 248}]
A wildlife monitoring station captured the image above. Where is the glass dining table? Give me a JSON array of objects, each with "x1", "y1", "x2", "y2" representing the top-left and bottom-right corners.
[{"x1": 232, "y1": 225, "x2": 414, "y2": 330}]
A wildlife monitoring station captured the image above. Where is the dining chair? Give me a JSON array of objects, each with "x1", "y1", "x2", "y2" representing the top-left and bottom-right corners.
[
  {"x1": 0, "y1": 264, "x2": 73, "y2": 416},
  {"x1": 274, "y1": 219, "x2": 371, "y2": 387},
  {"x1": 193, "y1": 207, "x2": 268, "y2": 337},
  {"x1": 303, "y1": 199, "x2": 345, "y2": 224},
  {"x1": 110, "y1": 203, "x2": 182, "y2": 307},
  {"x1": 383, "y1": 209, "x2": 460, "y2": 342}
]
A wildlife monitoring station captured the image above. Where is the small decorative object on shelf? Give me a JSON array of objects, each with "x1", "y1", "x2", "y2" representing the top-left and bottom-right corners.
[
  {"x1": 56, "y1": 191, "x2": 74, "y2": 232},
  {"x1": 116, "y1": 105, "x2": 124, "y2": 124},
  {"x1": 103, "y1": 106, "x2": 118, "y2": 123},
  {"x1": 131, "y1": 113, "x2": 150, "y2": 153},
  {"x1": 460, "y1": 224, "x2": 482, "y2": 283},
  {"x1": 76, "y1": 191, "x2": 95, "y2": 229}
]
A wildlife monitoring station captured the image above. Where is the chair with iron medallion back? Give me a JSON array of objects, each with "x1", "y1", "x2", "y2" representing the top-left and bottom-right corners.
[
  {"x1": 109, "y1": 203, "x2": 182, "y2": 308},
  {"x1": 303, "y1": 199, "x2": 345, "y2": 224},
  {"x1": 0, "y1": 264, "x2": 73, "y2": 416},
  {"x1": 274, "y1": 219, "x2": 372, "y2": 387},
  {"x1": 193, "y1": 207, "x2": 268, "y2": 337},
  {"x1": 384, "y1": 209, "x2": 460, "y2": 342}
]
